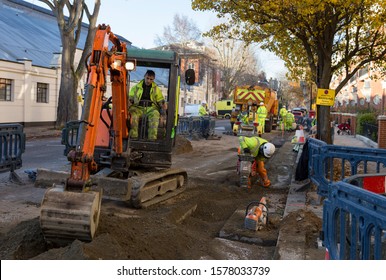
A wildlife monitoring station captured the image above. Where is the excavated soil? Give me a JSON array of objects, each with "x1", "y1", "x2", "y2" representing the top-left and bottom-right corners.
[{"x1": 0, "y1": 134, "x2": 322, "y2": 260}]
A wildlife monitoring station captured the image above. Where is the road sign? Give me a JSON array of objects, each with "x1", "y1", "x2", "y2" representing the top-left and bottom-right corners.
[{"x1": 316, "y1": 88, "x2": 335, "y2": 106}]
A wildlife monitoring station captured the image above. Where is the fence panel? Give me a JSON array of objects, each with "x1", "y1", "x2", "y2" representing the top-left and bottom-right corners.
[
  {"x1": 307, "y1": 138, "x2": 386, "y2": 197},
  {"x1": 308, "y1": 138, "x2": 386, "y2": 259},
  {"x1": 0, "y1": 123, "x2": 25, "y2": 173},
  {"x1": 323, "y1": 181, "x2": 386, "y2": 259}
]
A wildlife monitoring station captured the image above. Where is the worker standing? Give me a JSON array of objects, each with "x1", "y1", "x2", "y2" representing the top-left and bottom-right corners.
[
  {"x1": 230, "y1": 106, "x2": 239, "y2": 131},
  {"x1": 279, "y1": 105, "x2": 287, "y2": 132},
  {"x1": 238, "y1": 136, "x2": 276, "y2": 188},
  {"x1": 279, "y1": 105, "x2": 288, "y2": 129},
  {"x1": 128, "y1": 70, "x2": 165, "y2": 140},
  {"x1": 199, "y1": 100, "x2": 210, "y2": 138},
  {"x1": 199, "y1": 100, "x2": 209, "y2": 116},
  {"x1": 256, "y1": 102, "x2": 268, "y2": 134},
  {"x1": 285, "y1": 110, "x2": 295, "y2": 131}
]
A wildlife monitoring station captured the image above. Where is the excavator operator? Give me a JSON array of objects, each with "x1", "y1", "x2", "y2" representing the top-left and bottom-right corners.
[
  {"x1": 238, "y1": 136, "x2": 276, "y2": 188},
  {"x1": 128, "y1": 70, "x2": 166, "y2": 140}
]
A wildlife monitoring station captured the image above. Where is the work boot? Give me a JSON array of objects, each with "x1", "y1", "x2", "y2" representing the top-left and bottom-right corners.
[{"x1": 262, "y1": 180, "x2": 271, "y2": 188}]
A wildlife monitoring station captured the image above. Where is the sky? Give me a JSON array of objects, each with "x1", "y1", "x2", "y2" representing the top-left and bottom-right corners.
[{"x1": 28, "y1": 0, "x2": 286, "y2": 78}]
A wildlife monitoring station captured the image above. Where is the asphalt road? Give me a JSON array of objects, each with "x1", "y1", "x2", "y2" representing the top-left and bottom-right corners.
[
  {"x1": 0, "y1": 136, "x2": 67, "y2": 183},
  {"x1": 4, "y1": 118, "x2": 231, "y2": 180},
  {"x1": 22, "y1": 137, "x2": 69, "y2": 172}
]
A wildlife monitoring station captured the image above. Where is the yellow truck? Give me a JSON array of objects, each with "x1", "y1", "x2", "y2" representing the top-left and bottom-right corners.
[
  {"x1": 215, "y1": 99, "x2": 234, "y2": 118},
  {"x1": 233, "y1": 84, "x2": 279, "y2": 134}
]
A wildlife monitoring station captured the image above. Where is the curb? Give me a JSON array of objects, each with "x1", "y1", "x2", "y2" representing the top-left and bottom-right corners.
[{"x1": 273, "y1": 143, "x2": 312, "y2": 260}]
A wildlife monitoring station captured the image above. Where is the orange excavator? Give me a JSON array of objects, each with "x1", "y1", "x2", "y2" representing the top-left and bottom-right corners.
[{"x1": 39, "y1": 24, "x2": 195, "y2": 245}]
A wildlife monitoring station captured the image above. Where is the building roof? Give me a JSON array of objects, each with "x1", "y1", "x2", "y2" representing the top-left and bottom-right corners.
[
  {"x1": 0, "y1": 0, "x2": 132, "y2": 68},
  {"x1": 0, "y1": 1, "x2": 176, "y2": 86}
]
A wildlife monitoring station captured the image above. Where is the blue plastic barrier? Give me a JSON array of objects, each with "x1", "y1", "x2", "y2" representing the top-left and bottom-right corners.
[
  {"x1": 0, "y1": 123, "x2": 25, "y2": 173},
  {"x1": 176, "y1": 116, "x2": 215, "y2": 139},
  {"x1": 61, "y1": 120, "x2": 79, "y2": 156},
  {"x1": 307, "y1": 138, "x2": 386, "y2": 259},
  {"x1": 176, "y1": 117, "x2": 191, "y2": 136},
  {"x1": 307, "y1": 138, "x2": 386, "y2": 197},
  {"x1": 323, "y1": 181, "x2": 386, "y2": 259}
]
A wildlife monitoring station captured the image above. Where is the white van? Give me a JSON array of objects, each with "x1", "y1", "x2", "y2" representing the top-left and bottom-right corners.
[{"x1": 184, "y1": 104, "x2": 200, "y2": 116}]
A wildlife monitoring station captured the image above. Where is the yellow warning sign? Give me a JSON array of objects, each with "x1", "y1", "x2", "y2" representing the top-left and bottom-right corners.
[{"x1": 316, "y1": 88, "x2": 335, "y2": 106}]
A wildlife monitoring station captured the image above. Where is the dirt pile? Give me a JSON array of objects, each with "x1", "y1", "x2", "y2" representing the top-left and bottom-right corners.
[
  {"x1": 172, "y1": 135, "x2": 193, "y2": 155},
  {"x1": 280, "y1": 209, "x2": 322, "y2": 248}
]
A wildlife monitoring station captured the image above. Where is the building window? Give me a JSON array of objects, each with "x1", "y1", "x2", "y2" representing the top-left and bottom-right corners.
[
  {"x1": 188, "y1": 63, "x2": 195, "y2": 70},
  {"x1": 37, "y1": 83, "x2": 49, "y2": 103},
  {"x1": 0, "y1": 78, "x2": 12, "y2": 101}
]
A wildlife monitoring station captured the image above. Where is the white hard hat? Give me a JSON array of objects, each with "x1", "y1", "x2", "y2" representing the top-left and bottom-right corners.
[
  {"x1": 282, "y1": 105, "x2": 286, "y2": 108},
  {"x1": 259, "y1": 102, "x2": 264, "y2": 106},
  {"x1": 261, "y1": 143, "x2": 275, "y2": 158},
  {"x1": 202, "y1": 100, "x2": 207, "y2": 104}
]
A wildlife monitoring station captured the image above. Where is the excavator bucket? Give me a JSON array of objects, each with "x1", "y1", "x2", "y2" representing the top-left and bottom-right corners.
[{"x1": 40, "y1": 184, "x2": 102, "y2": 245}]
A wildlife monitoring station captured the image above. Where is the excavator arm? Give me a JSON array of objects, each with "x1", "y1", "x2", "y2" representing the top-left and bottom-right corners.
[
  {"x1": 67, "y1": 24, "x2": 128, "y2": 190},
  {"x1": 40, "y1": 24, "x2": 130, "y2": 245}
]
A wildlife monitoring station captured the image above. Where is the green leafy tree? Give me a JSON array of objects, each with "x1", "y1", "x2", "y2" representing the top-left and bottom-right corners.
[
  {"x1": 192, "y1": 0, "x2": 386, "y2": 143},
  {"x1": 40, "y1": 0, "x2": 101, "y2": 127}
]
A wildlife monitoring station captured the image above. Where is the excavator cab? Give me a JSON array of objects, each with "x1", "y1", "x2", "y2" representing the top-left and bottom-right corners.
[{"x1": 94, "y1": 49, "x2": 184, "y2": 171}]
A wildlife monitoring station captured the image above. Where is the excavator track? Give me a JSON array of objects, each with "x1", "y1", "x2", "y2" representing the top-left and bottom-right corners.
[
  {"x1": 129, "y1": 168, "x2": 188, "y2": 208},
  {"x1": 40, "y1": 184, "x2": 102, "y2": 245}
]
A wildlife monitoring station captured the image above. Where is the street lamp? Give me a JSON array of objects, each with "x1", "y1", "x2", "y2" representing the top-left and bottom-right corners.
[
  {"x1": 205, "y1": 59, "x2": 217, "y2": 111},
  {"x1": 382, "y1": 80, "x2": 386, "y2": 115}
]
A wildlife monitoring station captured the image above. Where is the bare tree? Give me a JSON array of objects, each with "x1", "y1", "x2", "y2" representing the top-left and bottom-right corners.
[
  {"x1": 39, "y1": 0, "x2": 101, "y2": 127},
  {"x1": 279, "y1": 81, "x2": 304, "y2": 108},
  {"x1": 154, "y1": 14, "x2": 202, "y2": 112},
  {"x1": 154, "y1": 14, "x2": 201, "y2": 46},
  {"x1": 211, "y1": 38, "x2": 261, "y2": 98}
]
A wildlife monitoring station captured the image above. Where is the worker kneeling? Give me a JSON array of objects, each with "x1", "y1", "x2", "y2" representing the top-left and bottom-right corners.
[{"x1": 239, "y1": 136, "x2": 276, "y2": 188}]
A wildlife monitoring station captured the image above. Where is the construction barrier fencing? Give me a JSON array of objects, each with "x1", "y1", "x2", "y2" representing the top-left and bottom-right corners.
[
  {"x1": 323, "y1": 180, "x2": 386, "y2": 260},
  {"x1": 307, "y1": 138, "x2": 386, "y2": 259},
  {"x1": 0, "y1": 123, "x2": 25, "y2": 173},
  {"x1": 176, "y1": 116, "x2": 215, "y2": 138},
  {"x1": 307, "y1": 138, "x2": 386, "y2": 197}
]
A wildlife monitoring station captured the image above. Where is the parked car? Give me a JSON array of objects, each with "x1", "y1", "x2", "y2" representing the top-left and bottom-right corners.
[
  {"x1": 292, "y1": 107, "x2": 308, "y2": 115},
  {"x1": 291, "y1": 110, "x2": 303, "y2": 124}
]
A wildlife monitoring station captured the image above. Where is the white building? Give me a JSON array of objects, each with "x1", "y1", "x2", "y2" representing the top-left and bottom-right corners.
[{"x1": 0, "y1": 0, "x2": 132, "y2": 126}]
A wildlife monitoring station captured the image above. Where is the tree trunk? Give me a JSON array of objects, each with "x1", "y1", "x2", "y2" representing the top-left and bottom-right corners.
[
  {"x1": 56, "y1": 72, "x2": 78, "y2": 128},
  {"x1": 317, "y1": 105, "x2": 332, "y2": 144},
  {"x1": 55, "y1": 39, "x2": 79, "y2": 128},
  {"x1": 316, "y1": 65, "x2": 333, "y2": 144}
]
